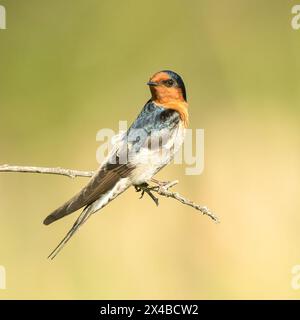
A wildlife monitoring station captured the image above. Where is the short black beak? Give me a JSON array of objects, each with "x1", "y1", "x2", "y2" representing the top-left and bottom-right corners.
[{"x1": 147, "y1": 81, "x2": 158, "y2": 87}]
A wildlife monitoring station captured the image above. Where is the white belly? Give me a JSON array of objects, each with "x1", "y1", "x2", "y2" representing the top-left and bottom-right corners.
[{"x1": 129, "y1": 121, "x2": 186, "y2": 185}]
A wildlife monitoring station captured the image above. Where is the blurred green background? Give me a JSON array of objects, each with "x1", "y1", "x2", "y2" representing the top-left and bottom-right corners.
[{"x1": 0, "y1": 0, "x2": 300, "y2": 299}]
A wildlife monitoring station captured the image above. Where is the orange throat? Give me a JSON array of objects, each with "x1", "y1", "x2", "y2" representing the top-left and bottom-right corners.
[
  {"x1": 150, "y1": 81, "x2": 189, "y2": 127},
  {"x1": 154, "y1": 99, "x2": 189, "y2": 127}
]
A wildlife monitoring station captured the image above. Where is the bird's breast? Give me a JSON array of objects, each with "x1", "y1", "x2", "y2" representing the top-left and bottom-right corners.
[{"x1": 128, "y1": 120, "x2": 186, "y2": 185}]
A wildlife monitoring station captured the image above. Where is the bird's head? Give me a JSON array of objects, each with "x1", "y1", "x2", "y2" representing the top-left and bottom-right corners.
[{"x1": 147, "y1": 70, "x2": 187, "y2": 104}]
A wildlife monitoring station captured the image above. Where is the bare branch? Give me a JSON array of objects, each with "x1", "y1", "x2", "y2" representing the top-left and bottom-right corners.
[
  {"x1": 0, "y1": 164, "x2": 94, "y2": 178},
  {"x1": 0, "y1": 164, "x2": 219, "y2": 223},
  {"x1": 151, "y1": 180, "x2": 219, "y2": 223}
]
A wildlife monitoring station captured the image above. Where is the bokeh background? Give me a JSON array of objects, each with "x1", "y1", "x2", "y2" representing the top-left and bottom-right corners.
[{"x1": 0, "y1": 0, "x2": 300, "y2": 299}]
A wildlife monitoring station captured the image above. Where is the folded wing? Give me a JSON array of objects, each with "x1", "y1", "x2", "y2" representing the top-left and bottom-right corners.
[{"x1": 43, "y1": 161, "x2": 133, "y2": 225}]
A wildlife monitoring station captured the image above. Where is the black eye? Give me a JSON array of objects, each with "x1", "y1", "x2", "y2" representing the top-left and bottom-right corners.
[{"x1": 164, "y1": 79, "x2": 174, "y2": 87}]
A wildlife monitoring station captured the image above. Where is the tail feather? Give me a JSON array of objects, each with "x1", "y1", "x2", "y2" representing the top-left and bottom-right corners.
[
  {"x1": 47, "y1": 178, "x2": 132, "y2": 259},
  {"x1": 48, "y1": 205, "x2": 93, "y2": 260}
]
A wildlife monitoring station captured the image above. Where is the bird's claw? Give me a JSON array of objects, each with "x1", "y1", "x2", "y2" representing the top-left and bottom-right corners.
[{"x1": 135, "y1": 183, "x2": 159, "y2": 206}]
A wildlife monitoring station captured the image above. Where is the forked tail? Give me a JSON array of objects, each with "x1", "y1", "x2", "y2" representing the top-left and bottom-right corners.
[{"x1": 48, "y1": 205, "x2": 93, "y2": 259}]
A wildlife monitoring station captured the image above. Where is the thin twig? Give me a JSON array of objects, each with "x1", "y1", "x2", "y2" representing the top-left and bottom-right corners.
[
  {"x1": 0, "y1": 164, "x2": 219, "y2": 223},
  {"x1": 151, "y1": 180, "x2": 219, "y2": 223},
  {"x1": 0, "y1": 164, "x2": 94, "y2": 178}
]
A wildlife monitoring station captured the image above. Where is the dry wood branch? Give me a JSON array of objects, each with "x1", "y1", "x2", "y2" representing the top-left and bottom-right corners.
[
  {"x1": 0, "y1": 164, "x2": 94, "y2": 178},
  {"x1": 0, "y1": 164, "x2": 219, "y2": 223}
]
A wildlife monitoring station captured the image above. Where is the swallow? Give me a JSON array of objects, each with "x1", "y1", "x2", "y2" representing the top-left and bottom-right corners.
[{"x1": 44, "y1": 70, "x2": 189, "y2": 259}]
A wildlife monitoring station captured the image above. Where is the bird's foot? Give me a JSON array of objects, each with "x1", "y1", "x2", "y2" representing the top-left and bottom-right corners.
[{"x1": 135, "y1": 183, "x2": 159, "y2": 206}]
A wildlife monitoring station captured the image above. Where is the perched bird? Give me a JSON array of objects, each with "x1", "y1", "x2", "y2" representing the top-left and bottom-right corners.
[{"x1": 44, "y1": 70, "x2": 189, "y2": 259}]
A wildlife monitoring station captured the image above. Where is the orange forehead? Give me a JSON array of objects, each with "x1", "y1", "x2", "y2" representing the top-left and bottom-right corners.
[{"x1": 149, "y1": 72, "x2": 171, "y2": 83}]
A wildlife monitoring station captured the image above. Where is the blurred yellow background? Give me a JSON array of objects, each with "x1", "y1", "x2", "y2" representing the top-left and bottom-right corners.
[{"x1": 0, "y1": 0, "x2": 300, "y2": 299}]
